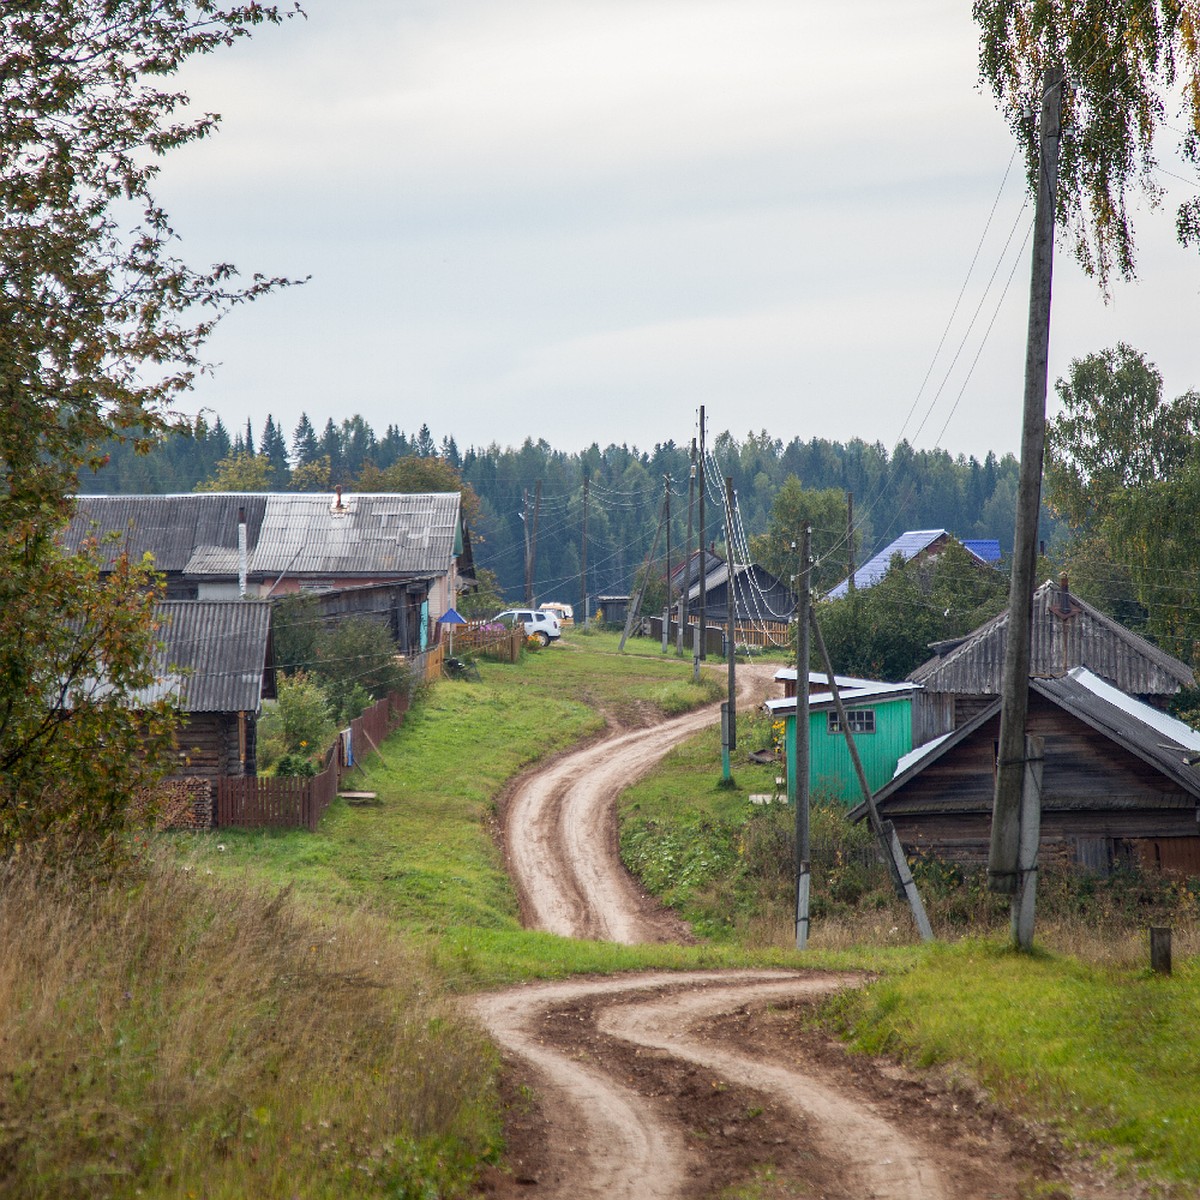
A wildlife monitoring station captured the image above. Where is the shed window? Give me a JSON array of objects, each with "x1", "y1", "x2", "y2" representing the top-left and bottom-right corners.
[{"x1": 828, "y1": 709, "x2": 875, "y2": 734}]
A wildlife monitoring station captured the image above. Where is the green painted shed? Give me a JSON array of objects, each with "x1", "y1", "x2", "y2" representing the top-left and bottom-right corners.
[{"x1": 766, "y1": 681, "x2": 919, "y2": 806}]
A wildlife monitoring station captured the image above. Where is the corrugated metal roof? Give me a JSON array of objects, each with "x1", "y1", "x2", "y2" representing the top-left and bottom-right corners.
[
  {"x1": 137, "y1": 601, "x2": 272, "y2": 713},
  {"x1": 65, "y1": 495, "x2": 269, "y2": 572},
  {"x1": 907, "y1": 579, "x2": 1194, "y2": 696},
  {"x1": 65, "y1": 492, "x2": 461, "y2": 581},
  {"x1": 827, "y1": 530, "x2": 951, "y2": 599},
  {"x1": 250, "y1": 493, "x2": 460, "y2": 577},
  {"x1": 1032, "y1": 669, "x2": 1200, "y2": 797},
  {"x1": 766, "y1": 681, "x2": 916, "y2": 717}
]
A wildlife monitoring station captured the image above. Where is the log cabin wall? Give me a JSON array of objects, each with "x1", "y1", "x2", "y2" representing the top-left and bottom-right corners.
[
  {"x1": 881, "y1": 694, "x2": 1199, "y2": 870},
  {"x1": 170, "y1": 713, "x2": 257, "y2": 781}
]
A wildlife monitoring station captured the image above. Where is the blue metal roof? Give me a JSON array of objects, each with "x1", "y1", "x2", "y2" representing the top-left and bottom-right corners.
[
  {"x1": 961, "y1": 538, "x2": 1001, "y2": 563},
  {"x1": 826, "y1": 530, "x2": 948, "y2": 599}
]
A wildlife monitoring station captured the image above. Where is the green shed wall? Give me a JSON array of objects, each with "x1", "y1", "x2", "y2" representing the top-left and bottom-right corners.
[{"x1": 784, "y1": 698, "x2": 913, "y2": 805}]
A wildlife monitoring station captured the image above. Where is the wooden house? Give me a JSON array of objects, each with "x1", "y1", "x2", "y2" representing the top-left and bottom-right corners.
[
  {"x1": 143, "y1": 600, "x2": 274, "y2": 782},
  {"x1": 907, "y1": 576, "x2": 1195, "y2": 734},
  {"x1": 766, "y1": 680, "x2": 920, "y2": 805},
  {"x1": 63, "y1": 491, "x2": 474, "y2": 643},
  {"x1": 854, "y1": 667, "x2": 1200, "y2": 875},
  {"x1": 680, "y1": 556, "x2": 795, "y2": 625},
  {"x1": 827, "y1": 529, "x2": 995, "y2": 599}
]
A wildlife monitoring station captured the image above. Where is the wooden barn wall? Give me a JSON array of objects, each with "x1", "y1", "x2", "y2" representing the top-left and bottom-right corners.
[
  {"x1": 911, "y1": 691, "x2": 955, "y2": 747},
  {"x1": 171, "y1": 712, "x2": 257, "y2": 780},
  {"x1": 880, "y1": 695, "x2": 1199, "y2": 866}
]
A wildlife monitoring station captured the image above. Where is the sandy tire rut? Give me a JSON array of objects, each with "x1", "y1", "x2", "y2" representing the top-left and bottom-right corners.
[{"x1": 472, "y1": 661, "x2": 1137, "y2": 1198}]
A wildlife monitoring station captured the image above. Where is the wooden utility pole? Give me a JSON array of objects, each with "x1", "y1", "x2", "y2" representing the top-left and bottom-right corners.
[
  {"x1": 521, "y1": 489, "x2": 533, "y2": 605},
  {"x1": 697, "y1": 406, "x2": 707, "y2": 661},
  {"x1": 581, "y1": 471, "x2": 589, "y2": 629},
  {"x1": 989, "y1": 66, "x2": 1064, "y2": 910},
  {"x1": 663, "y1": 475, "x2": 672, "y2": 653},
  {"x1": 722, "y1": 476, "x2": 737, "y2": 781},
  {"x1": 680, "y1": 440, "x2": 695, "y2": 658},
  {"x1": 794, "y1": 524, "x2": 812, "y2": 950},
  {"x1": 846, "y1": 492, "x2": 855, "y2": 592},
  {"x1": 809, "y1": 607, "x2": 934, "y2": 942}
]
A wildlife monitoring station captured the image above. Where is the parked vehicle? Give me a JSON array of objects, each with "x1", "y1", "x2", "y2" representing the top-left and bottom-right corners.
[
  {"x1": 539, "y1": 601, "x2": 574, "y2": 628},
  {"x1": 493, "y1": 608, "x2": 561, "y2": 646}
]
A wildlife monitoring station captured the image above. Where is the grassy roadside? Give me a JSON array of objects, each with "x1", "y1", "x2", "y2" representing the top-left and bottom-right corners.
[
  {"x1": 831, "y1": 941, "x2": 1200, "y2": 1190},
  {"x1": 619, "y1": 690, "x2": 1200, "y2": 1193}
]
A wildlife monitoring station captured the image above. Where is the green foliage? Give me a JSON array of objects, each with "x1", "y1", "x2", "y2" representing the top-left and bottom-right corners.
[
  {"x1": 311, "y1": 616, "x2": 410, "y2": 711},
  {"x1": 0, "y1": 540, "x2": 178, "y2": 868},
  {"x1": 1046, "y1": 345, "x2": 1200, "y2": 660},
  {"x1": 194, "y1": 450, "x2": 275, "y2": 492},
  {"x1": 749, "y1": 474, "x2": 853, "y2": 596},
  {"x1": 816, "y1": 540, "x2": 1010, "y2": 679},
  {"x1": 274, "y1": 753, "x2": 318, "y2": 778},
  {"x1": 1, "y1": 3, "x2": 297, "y2": 867},
  {"x1": 357, "y1": 456, "x2": 483, "y2": 524},
  {"x1": 273, "y1": 671, "x2": 335, "y2": 756},
  {"x1": 974, "y1": 0, "x2": 1200, "y2": 284}
]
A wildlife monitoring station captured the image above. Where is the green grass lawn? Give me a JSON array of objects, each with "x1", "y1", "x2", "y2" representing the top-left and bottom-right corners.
[
  {"x1": 833, "y1": 940, "x2": 1200, "y2": 1187},
  {"x1": 183, "y1": 632, "x2": 812, "y2": 987}
]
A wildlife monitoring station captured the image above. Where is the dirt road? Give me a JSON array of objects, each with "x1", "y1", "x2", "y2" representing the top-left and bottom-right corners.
[{"x1": 475, "y1": 658, "x2": 1134, "y2": 1198}]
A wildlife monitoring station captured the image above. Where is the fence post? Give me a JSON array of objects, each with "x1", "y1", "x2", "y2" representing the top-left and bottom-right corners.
[{"x1": 1150, "y1": 926, "x2": 1172, "y2": 975}]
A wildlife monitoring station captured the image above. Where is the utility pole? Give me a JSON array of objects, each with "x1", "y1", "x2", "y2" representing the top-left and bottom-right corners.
[
  {"x1": 698, "y1": 406, "x2": 707, "y2": 661},
  {"x1": 662, "y1": 474, "x2": 672, "y2": 653},
  {"x1": 989, "y1": 66, "x2": 1065, "y2": 941},
  {"x1": 521, "y1": 490, "x2": 532, "y2": 606},
  {"x1": 722, "y1": 476, "x2": 737, "y2": 782},
  {"x1": 846, "y1": 492, "x2": 855, "y2": 592},
  {"x1": 581, "y1": 470, "x2": 589, "y2": 629},
  {"x1": 685, "y1": 438, "x2": 696, "y2": 667},
  {"x1": 794, "y1": 524, "x2": 812, "y2": 950}
]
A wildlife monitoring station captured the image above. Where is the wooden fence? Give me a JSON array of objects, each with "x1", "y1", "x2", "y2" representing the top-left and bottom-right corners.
[
  {"x1": 450, "y1": 621, "x2": 525, "y2": 662},
  {"x1": 215, "y1": 689, "x2": 410, "y2": 832}
]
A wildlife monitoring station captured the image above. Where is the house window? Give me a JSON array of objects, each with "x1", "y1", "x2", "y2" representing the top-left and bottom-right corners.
[{"x1": 828, "y1": 709, "x2": 875, "y2": 734}]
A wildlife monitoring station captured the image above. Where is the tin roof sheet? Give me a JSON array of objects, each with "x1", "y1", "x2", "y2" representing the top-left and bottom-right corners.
[{"x1": 137, "y1": 601, "x2": 272, "y2": 713}]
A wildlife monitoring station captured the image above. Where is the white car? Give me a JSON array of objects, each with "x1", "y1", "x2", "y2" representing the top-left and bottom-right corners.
[{"x1": 494, "y1": 608, "x2": 561, "y2": 646}]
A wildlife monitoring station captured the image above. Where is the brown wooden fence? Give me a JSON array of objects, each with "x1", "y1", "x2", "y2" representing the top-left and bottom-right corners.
[
  {"x1": 215, "y1": 689, "x2": 411, "y2": 832},
  {"x1": 450, "y1": 622, "x2": 525, "y2": 662}
]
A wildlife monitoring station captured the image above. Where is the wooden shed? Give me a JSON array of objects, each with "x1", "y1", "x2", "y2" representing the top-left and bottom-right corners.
[
  {"x1": 766, "y1": 681, "x2": 919, "y2": 805},
  {"x1": 144, "y1": 600, "x2": 274, "y2": 782},
  {"x1": 855, "y1": 667, "x2": 1200, "y2": 875}
]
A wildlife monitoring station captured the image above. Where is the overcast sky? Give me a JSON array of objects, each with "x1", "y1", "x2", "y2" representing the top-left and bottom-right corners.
[{"x1": 156, "y1": 0, "x2": 1200, "y2": 463}]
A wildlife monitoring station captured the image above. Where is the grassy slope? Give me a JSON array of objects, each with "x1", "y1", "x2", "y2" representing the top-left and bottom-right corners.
[
  {"x1": 833, "y1": 942, "x2": 1200, "y2": 1188},
  {"x1": 186, "y1": 634, "x2": 811, "y2": 988}
]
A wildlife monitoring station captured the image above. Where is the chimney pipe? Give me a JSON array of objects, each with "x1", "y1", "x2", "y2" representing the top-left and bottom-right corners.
[
  {"x1": 334, "y1": 485, "x2": 344, "y2": 511},
  {"x1": 237, "y1": 506, "x2": 247, "y2": 598}
]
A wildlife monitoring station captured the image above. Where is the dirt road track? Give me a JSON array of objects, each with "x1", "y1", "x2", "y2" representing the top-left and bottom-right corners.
[
  {"x1": 476, "y1": 657, "x2": 1139, "y2": 1198},
  {"x1": 503, "y1": 662, "x2": 775, "y2": 942}
]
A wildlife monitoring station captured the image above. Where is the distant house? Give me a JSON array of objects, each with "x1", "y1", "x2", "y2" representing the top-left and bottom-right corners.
[
  {"x1": 679, "y1": 554, "x2": 795, "y2": 625},
  {"x1": 907, "y1": 576, "x2": 1195, "y2": 734},
  {"x1": 856, "y1": 667, "x2": 1200, "y2": 876},
  {"x1": 765, "y1": 679, "x2": 921, "y2": 805},
  {"x1": 826, "y1": 529, "x2": 994, "y2": 599},
  {"x1": 64, "y1": 491, "x2": 473, "y2": 647},
  {"x1": 144, "y1": 600, "x2": 274, "y2": 783}
]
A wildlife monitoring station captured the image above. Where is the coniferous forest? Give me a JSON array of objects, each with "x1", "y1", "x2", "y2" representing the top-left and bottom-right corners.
[{"x1": 78, "y1": 412, "x2": 1034, "y2": 613}]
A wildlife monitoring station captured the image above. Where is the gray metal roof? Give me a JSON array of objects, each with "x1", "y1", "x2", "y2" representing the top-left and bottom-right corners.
[
  {"x1": 65, "y1": 495, "x2": 269, "y2": 573},
  {"x1": 907, "y1": 579, "x2": 1194, "y2": 696},
  {"x1": 66, "y1": 492, "x2": 461, "y2": 581},
  {"x1": 138, "y1": 601, "x2": 272, "y2": 713},
  {"x1": 250, "y1": 492, "x2": 460, "y2": 577}
]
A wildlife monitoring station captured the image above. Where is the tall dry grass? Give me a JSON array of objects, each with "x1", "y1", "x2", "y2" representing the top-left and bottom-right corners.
[
  {"x1": 727, "y1": 802, "x2": 1200, "y2": 964},
  {"x1": 0, "y1": 853, "x2": 499, "y2": 1199}
]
